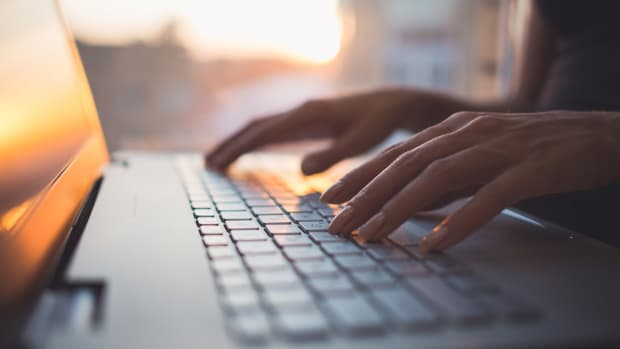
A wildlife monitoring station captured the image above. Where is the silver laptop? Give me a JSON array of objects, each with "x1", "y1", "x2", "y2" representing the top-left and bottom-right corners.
[{"x1": 2, "y1": 1, "x2": 620, "y2": 348}]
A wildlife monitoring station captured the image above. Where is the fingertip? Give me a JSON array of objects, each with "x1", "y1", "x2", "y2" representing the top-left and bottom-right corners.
[
  {"x1": 320, "y1": 181, "x2": 344, "y2": 203},
  {"x1": 300, "y1": 157, "x2": 324, "y2": 176},
  {"x1": 328, "y1": 205, "x2": 354, "y2": 234},
  {"x1": 419, "y1": 224, "x2": 449, "y2": 253},
  {"x1": 358, "y1": 212, "x2": 385, "y2": 241}
]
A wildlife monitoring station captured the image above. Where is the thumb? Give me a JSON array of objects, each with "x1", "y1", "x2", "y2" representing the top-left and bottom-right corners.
[{"x1": 301, "y1": 121, "x2": 391, "y2": 175}]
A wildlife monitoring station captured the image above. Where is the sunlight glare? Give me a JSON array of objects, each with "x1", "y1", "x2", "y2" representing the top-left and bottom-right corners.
[{"x1": 60, "y1": 0, "x2": 343, "y2": 64}]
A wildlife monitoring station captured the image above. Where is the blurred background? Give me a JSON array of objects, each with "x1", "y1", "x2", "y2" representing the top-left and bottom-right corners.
[{"x1": 59, "y1": 0, "x2": 513, "y2": 152}]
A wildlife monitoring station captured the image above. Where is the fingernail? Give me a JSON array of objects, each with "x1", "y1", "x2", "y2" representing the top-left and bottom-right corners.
[
  {"x1": 359, "y1": 212, "x2": 385, "y2": 240},
  {"x1": 320, "y1": 181, "x2": 344, "y2": 202},
  {"x1": 329, "y1": 205, "x2": 354, "y2": 234},
  {"x1": 420, "y1": 224, "x2": 448, "y2": 253},
  {"x1": 301, "y1": 158, "x2": 320, "y2": 175}
]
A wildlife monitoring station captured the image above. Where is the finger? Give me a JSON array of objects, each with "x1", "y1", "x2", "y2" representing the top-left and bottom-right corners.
[
  {"x1": 207, "y1": 109, "x2": 324, "y2": 170},
  {"x1": 320, "y1": 122, "x2": 456, "y2": 203},
  {"x1": 300, "y1": 116, "x2": 393, "y2": 175},
  {"x1": 421, "y1": 166, "x2": 532, "y2": 252},
  {"x1": 354, "y1": 145, "x2": 511, "y2": 241},
  {"x1": 418, "y1": 186, "x2": 478, "y2": 211},
  {"x1": 206, "y1": 115, "x2": 278, "y2": 168},
  {"x1": 320, "y1": 110, "x2": 483, "y2": 203},
  {"x1": 329, "y1": 129, "x2": 492, "y2": 236}
]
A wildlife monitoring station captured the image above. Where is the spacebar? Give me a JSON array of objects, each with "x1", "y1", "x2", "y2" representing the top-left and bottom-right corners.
[{"x1": 406, "y1": 276, "x2": 491, "y2": 325}]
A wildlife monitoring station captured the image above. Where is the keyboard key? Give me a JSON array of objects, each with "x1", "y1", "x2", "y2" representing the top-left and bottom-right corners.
[
  {"x1": 281, "y1": 204, "x2": 314, "y2": 213},
  {"x1": 387, "y1": 226, "x2": 420, "y2": 246},
  {"x1": 295, "y1": 260, "x2": 339, "y2": 277},
  {"x1": 424, "y1": 257, "x2": 469, "y2": 275},
  {"x1": 385, "y1": 260, "x2": 429, "y2": 277},
  {"x1": 252, "y1": 206, "x2": 282, "y2": 215},
  {"x1": 307, "y1": 275, "x2": 354, "y2": 295},
  {"x1": 322, "y1": 295, "x2": 385, "y2": 335},
  {"x1": 402, "y1": 246, "x2": 427, "y2": 260},
  {"x1": 446, "y1": 274, "x2": 499, "y2": 294},
  {"x1": 321, "y1": 242, "x2": 361, "y2": 256},
  {"x1": 228, "y1": 312, "x2": 270, "y2": 345},
  {"x1": 317, "y1": 207, "x2": 339, "y2": 218},
  {"x1": 283, "y1": 246, "x2": 325, "y2": 260},
  {"x1": 207, "y1": 246, "x2": 237, "y2": 259},
  {"x1": 191, "y1": 201, "x2": 212, "y2": 209},
  {"x1": 241, "y1": 192, "x2": 270, "y2": 200},
  {"x1": 193, "y1": 208, "x2": 215, "y2": 217},
  {"x1": 350, "y1": 269, "x2": 396, "y2": 288},
  {"x1": 273, "y1": 235, "x2": 313, "y2": 247},
  {"x1": 221, "y1": 291, "x2": 260, "y2": 312},
  {"x1": 244, "y1": 255, "x2": 288, "y2": 270},
  {"x1": 220, "y1": 211, "x2": 252, "y2": 220},
  {"x1": 366, "y1": 246, "x2": 409, "y2": 261},
  {"x1": 217, "y1": 273, "x2": 252, "y2": 290},
  {"x1": 210, "y1": 190, "x2": 236, "y2": 197},
  {"x1": 203, "y1": 235, "x2": 229, "y2": 246},
  {"x1": 199, "y1": 225, "x2": 225, "y2": 235},
  {"x1": 309, "y1": 232, "x2": 345, "y2": 243},
  {"x1": 290, "y1": 213, "x2": 323, "y2": 222},
  {"x1": 266, "y1": 224, "x2": 302, "y2": 235},
  {"x1": 262, "y1": 286, "x2": 314, "y2": 310},
  {"x1": 258, "y1": 215, "x2": 291, "y2": 225},
  {"x1": 406, "y1": 276, "x2": 491, "y2": 325},
  {"x1": 246, "y1": 198, "x2": 276, "y2": 207},
  {"x1": 237, "y1": 241, "x2": 277, "y2": 255},
  {"x1": 271, "y1": 193, "x2": 299, "y2": 201},
  {"x1": 230, "y1": 230, "x2": 269, "y2": 242},
  {"x1": 226, "y1": 220, "x2": 260, "y2": 230},
  {"x1": 370, "y1": 288, "x2": 440, "y2": 331},
  {"x1": 217, "y1": 203, "x2": 247, "y2": 211},
  {"x1": 334, "y1": 255, "x2": 378, "y2": 271},
  {"x1": 211, "y1": 259, "x2": 245, "y2": 274},
  {"x1": 189, "y1": 194, "x2": 210, "y2": 201},
  {"x1": 273, "y1": 309, "x2": 328, "y2": 341},
  {"x1": 253, "y1": 269, "x2": 299, "y2": 288},
  {"x1": 197, "y1": 217, "x2": 219, "y2": 225},
  {"x1": 299, "y1": 221, "x2": 330, "y2": 232},
  {"x1": 212, "y1": 196, "x2": 243, "y2": 204}
]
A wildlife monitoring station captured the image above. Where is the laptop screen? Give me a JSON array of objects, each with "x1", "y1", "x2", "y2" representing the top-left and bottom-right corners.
[{"x1": 0, "y1": 0, "x2": 107, "y2": 305}]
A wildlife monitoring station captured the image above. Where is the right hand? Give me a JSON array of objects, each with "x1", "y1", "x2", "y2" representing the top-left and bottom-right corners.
[{"x1": 206, "y1": 88, "x2": 457, "y2": 175}]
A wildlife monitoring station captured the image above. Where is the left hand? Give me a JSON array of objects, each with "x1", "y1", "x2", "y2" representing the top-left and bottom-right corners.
[{"x1": 321, "y1": 110, "x2": 620, "y2": 252}]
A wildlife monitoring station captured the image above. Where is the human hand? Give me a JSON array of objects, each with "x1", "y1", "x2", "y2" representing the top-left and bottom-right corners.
[
  {"x1": 206, "y1": 88, "x2": 456, "y2": 175},
  {"x1": 321, "y1": 111, "x2": 620, "y2": 252}
]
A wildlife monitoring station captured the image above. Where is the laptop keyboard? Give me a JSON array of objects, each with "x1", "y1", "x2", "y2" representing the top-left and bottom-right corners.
[{"x1": 177, "y1": 158, "x2": 540, "y2": 345}]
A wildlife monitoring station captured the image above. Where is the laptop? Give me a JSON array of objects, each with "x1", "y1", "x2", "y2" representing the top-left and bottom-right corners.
[{"x1": 2, "y1": 1, "x2": 620, "y2": 348}]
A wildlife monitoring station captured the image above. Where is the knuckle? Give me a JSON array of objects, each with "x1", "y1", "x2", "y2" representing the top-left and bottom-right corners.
[
  {"x1": 393, "y1": 149, "x2": 422, "y2": 171},
  {"x1": 247, "y1": 118, "x2": 263, "y2": 127},
  {"x1": 448, "y1": 111, "x2": 477, "y2": 123},
  {"x1": 468, "y1": 115, "x2": 504, "y2": 130},
  {"x1": 298, "y1": 99, "x2": 326, "y2": 113},
  {"x1": 422, "y1": 123, "x2": 451, "y2": 137},
  {"x1": 378, "y1": 141, "x2": 405, "y2": 158}
]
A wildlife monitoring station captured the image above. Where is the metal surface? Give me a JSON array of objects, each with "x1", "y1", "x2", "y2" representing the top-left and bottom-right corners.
[{"x1": 44, "y1": 153, "x2": 620, "y2": 349}]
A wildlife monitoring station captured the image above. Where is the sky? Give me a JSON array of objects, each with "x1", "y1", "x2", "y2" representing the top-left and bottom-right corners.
[{"x1": 59, "y1": 0, "x2": 343, "y2": 64}]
